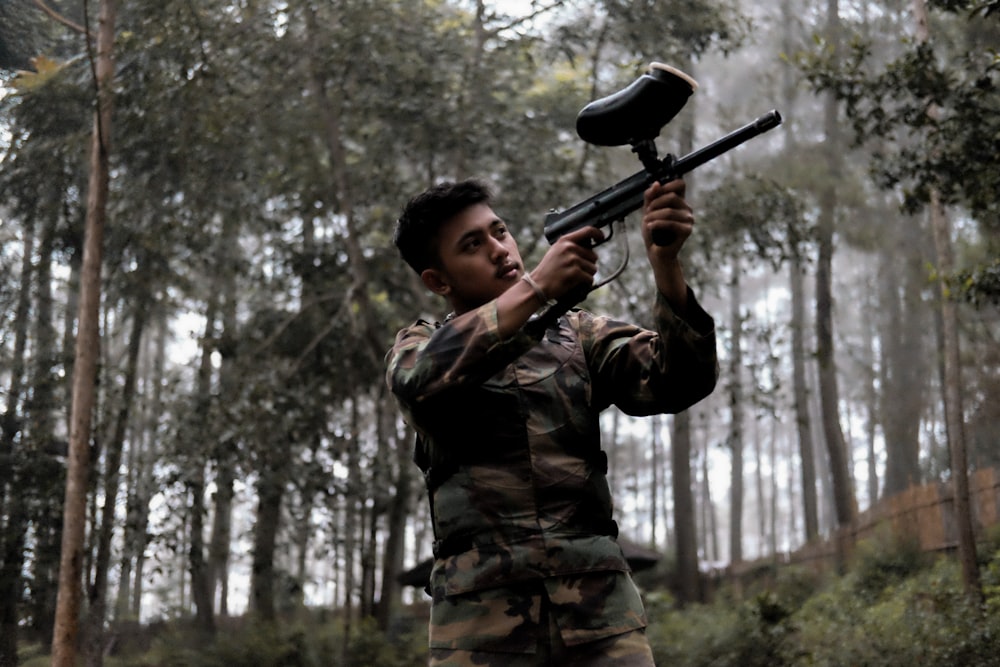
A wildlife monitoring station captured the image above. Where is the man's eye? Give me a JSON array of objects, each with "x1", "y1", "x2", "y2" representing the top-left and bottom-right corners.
[{"x1": 463, "y1": 239, "x2": 481, "y2": 252}]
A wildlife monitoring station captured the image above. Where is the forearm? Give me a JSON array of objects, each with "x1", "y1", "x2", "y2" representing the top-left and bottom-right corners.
[
  {"x1": 495, "y1": 274, "x2": 547, "y2": 338},
  {"x1": 653, "y1": 257, "x2": 689, "y2": 318}
]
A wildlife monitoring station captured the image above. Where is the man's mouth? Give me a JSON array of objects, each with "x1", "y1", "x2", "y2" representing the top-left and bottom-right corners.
[{"x1": 497, "y1": 263, "x2": 519, "y2": 280}]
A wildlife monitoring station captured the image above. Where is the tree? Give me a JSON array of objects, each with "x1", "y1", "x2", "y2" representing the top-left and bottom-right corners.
[
  {"x1": 911, "y1": 0, "x2": 981, "y2": 603},
  {"x1": 803, "y1": 0, "x2": 995, "y2": 599},
  {"x1": 814, "y1": 0, "x2": 857, "y2": 562},
  {"x1": 52, "y1": 1, "x2": 117, "y2": 665}
]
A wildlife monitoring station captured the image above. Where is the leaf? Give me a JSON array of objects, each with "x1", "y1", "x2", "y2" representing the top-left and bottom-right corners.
[{"x1": 11, "y1": 55, "x2": 66, "y2": 92}]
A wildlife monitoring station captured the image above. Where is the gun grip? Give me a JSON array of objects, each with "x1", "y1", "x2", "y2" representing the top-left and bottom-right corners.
[{"x1": 651, "y1": 228, "x2": 676, "y2": 246}]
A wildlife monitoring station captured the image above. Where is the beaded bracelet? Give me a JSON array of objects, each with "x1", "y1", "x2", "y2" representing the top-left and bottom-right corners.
[{"x1": 520, "y1": 274, "x2": 548, "y2": 306}]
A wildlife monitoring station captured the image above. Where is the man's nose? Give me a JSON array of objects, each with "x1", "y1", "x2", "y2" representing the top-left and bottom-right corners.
[{"x1": 489, "y1": 237, "x2": 509, "y2": 260}]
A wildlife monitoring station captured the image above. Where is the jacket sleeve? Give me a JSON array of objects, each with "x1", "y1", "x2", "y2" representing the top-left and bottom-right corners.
[
  {"x1": 579, "y1": 288, "x2": 719, "y2": 416},
  {"x1": 385, "y1": 301, "x2": 539, "y2": 411}
]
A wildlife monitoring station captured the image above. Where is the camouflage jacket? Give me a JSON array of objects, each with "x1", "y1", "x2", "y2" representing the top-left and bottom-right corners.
[{"x1": 385, "y1": 289, "x2": 717, "y2": 651}]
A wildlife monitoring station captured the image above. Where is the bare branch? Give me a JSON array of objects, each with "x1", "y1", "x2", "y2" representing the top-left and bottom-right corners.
[{"x1": 32, "y1": 0, "x2": 89, "y2": 37}]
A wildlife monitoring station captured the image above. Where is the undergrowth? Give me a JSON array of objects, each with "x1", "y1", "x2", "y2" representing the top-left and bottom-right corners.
[
  {"x1": 16, "y1": 529, "x2": 1000, "y2": 666},
  {"x1": 646, "y1": 528, "x2": 1000, "y2": 667}
]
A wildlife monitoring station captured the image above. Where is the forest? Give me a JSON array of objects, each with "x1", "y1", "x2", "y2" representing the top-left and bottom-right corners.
[{"x1": 1, "y1": 0, "x2": 999, "y2": 665}]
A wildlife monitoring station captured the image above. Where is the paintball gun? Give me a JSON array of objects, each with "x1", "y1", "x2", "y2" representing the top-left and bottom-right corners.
[{"x1": 544, "y1": 63, "x2": 782, "y2": 251}]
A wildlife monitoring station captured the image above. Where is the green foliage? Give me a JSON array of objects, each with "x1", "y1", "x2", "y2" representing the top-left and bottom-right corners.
[
  {"x1": 948, "y1": 258, "x2": 1000, "y2": 306},
  {"x1": 646, "y1": 546, "x2": 1000, "y2": 667},
  {"x1": 799, "y1": 1, "x2": 1000, "y2": 300},
  {"x1": 698, "y1": 174, "x2": 808, "y2": 270},
  {"x1": 114, "y1": 614, "x2": 427, "y2": 667},
  {"x1": 647, "y1": 588, "x2": 800, "y2": 667},
  {"x1": 848, "y1": 530, "x2": 930, "y2": 604}
]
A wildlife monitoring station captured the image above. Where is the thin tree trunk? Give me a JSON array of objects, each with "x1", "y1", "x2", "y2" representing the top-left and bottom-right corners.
[
  {"x1": 861, "y1": 282, "x2": 879, "y2": 505},
  {"x1": 26, "y1": 176, "x2": 65, "y2": 652},
  {"x1": 911, "y1": 0, "x2": 980, "y2": 601},
  {"x1": 187, "y1": 299, "x2": 217, "y2": 636},
  {"x1": 700, "y1": 437, "x2": 718, "y2": 563},
  {"x1": 0, "y1": 213, "x2": 35, "y2": 667},
  {"x1": 130, "y1": 311, "x2": 168, "y2": 620},
  {"x1": 52, "y1": 2, "x2": 117, "y2": 663},
  {"x1": 816, "y1": 0, "x2": 857, "y2": 565},
  {"x1": 754, "y1": 417, "x2": 766, "y2": 556},
  {"x1": 879, "y1": 218, "x2": 925, "y2": 496},
  {"x1": 377, "y1": 414, "x2": 413, "y2": 631},
  {"x1": 250, "y1": 455, "x2": 288, "y2": 621},
  {"x1": 672, "y1": 412, "x2": 698, "y2": 605},
  {"x1": 780, "y1": 0, "x2": 819, "y2": 545},
  {"x1": 790, "y1": 251, "x2": 819, "y2": 542},
  {"x1": 728, "y1": 262, "x2": 745, "y2": 564},
  {"x1": 83, "y1": 301, "x2": 149, "y2": 667},
  {"x1": 650, "y1": 415, "x2": 660, "y2": 547},
  {"x1": 208, "y1": 216, "x2": 240, "y2": 617}
]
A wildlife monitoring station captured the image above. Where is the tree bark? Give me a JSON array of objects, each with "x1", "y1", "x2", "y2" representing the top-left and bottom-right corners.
[
  {"x1": 52, "y1": 2, "x2": 117, "y2": 664},
  {"x1": 26, "y1": 187, "x2": 62, "y2": 650},
  {"x1": 208, "y1": 215, "x2": 240, "y2": 618},
  {"x1": 879, "y1": 217, "x2": 925, "y2": 496},
  {"x1": 816, "y1": 0, "x2": 857, "y2": 561},
  {"x1": 672, "y1": 412, "x2": 698, "y2": 605},
  {"x1": 188, "y1": 298, "x2": 217, "y2": 636},
  {"x1": 728, "y1": 262, "x2": 745, "y2": 564},
  {"x1": 790, "y1": 251, "x2": 819, "y2": 542},
  {"x1": 911, "y1": 0, "x2": 981, "y2": 601},
  {"x1": 377, "y1": 414, "x2": 413, "y2": 632},
  {"x1": 83, "y1": 299, "x2": 148, "y2": 667},
  {"x1": 0, "y1": 213, "x2": 34, "y2": 667},
  {"x1": 780, "y1": 0, "x2": 820, "y2": 544}
]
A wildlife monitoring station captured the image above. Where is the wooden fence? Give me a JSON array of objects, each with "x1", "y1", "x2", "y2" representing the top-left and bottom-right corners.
[{"x1": 728, "y1": 466, "x2": 1000, "y2": 581}]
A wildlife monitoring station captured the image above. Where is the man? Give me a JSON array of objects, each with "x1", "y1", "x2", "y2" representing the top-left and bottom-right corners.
[{"x1": 385, "y1": 177, "x2": 718, "y2": 666}]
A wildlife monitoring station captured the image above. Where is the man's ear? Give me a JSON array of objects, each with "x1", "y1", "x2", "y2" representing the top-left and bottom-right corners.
[{"x1": 420, "y1": 268, "x2": 451, "y2": 296}]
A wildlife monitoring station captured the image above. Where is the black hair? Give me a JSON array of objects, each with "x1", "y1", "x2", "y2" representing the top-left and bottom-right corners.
[{"x1": 394, "y1": 179, "x2": 494, "y2": 274}]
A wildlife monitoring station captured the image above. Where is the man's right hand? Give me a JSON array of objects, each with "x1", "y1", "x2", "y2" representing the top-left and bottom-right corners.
[{"x1": 529, "y1": 226, "x2": 604, "y2": 301}]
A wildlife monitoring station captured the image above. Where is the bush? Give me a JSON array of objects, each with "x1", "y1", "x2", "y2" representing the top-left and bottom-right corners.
[
  {"x1": 116, "y1": 611, "x2": 428, "y2": 667},
  {"x1": 645, "y1": 543, "x2": 1000, "y2": 667}
]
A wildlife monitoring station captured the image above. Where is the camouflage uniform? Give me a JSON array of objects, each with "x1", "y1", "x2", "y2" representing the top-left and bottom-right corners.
[{"x1": 385, "y1": 290, "x2": 717, "y2": 664}]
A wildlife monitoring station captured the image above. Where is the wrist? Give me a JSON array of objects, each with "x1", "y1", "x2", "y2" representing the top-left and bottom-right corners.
[{"x1": 520, "y1": 273, "x2": 548, "y2": 307}]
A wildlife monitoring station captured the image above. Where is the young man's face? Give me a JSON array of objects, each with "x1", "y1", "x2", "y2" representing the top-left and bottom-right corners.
[{"x1": 421, "y1": 203, "x2": 525, "y2": 315}]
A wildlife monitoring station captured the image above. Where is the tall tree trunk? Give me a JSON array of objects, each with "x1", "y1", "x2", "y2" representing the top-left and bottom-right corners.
[
  {"x1": 130, "y1": 311, "x2": 168, "y2": 620},
  {"x1": 187, "y1": 295, "x2": 218, "y2": 636},
  {"x1": 879, "y1": 213, "x2": 925, "y2": 496},
  {"x1": 650, "y1": 415, "x2": 660, "y2": 547},
  {"x1": 728, "y1": 262, "x2": 745, "y2": 564},
  {"x1": 83, "y1": 300, "x2": 148, "y2": 667},
  {"x1": 341, "y1": 396, "x2": 362, "y2": 654},
  {"x1": 671, "y1": 412, "x2": 698, "y2": 605},
  {"x1": 52, "y1": 2, "x2": 117, "y2": 664},
  {"x1": 377, "y1": 412, "x2": 413, "y2": 632},
  {"x1": 781, "y1": 0, "x2": 819, "y2": 545},
  {"x1": 671, "y1": 56, "x2": 699, "y2": 605},
  {"x1": 790, "y1": 249, "x2": 819, "y2": 542},
  {"x1": 816, "y1": 0, "x2": 856, "y2": 559},
  {"x1": 208, "y1": 216, "x2": 240, "y2": 617},
  {"x1": 699, "y1": 437, "x2": 719, "y2": 563},
  {"x1": 911, "y1": 0, "x2": 980, "y2": 600},
  {"x1": 0, "y1": 213, "x2": 34, "y2": 667},
  {"x1": 754, "y1": 416, "x2": 767, "y2": 556},
  {"x1": 250, "y1": 450, "x2": 289, "y2": 621},
  {"x1": 115, "y1": 314, "x2": 158, "y2": 622},
  {"x1": 27, "y1": 203, "x2": 63, "y2": 650},
  {"x1": 860, "y1": 281, "x2": 879, "y2": 505}
]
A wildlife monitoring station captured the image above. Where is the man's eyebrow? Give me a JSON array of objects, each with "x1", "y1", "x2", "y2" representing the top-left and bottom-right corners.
[
  {"x1": 455, "y1": 227, "x2": 485, "y2": 247},
  {"x1": 454, "y1": 218, "x2": 505, "y2": 247}
]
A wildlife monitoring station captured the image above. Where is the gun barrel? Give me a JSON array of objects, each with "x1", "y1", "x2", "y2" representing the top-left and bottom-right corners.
[
  {"x1": 543, "y1": 110, "x2": 783, "y2": 245},
  {"x1": 672, "y1": 110, "x2": 782, "y2": 175}
]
